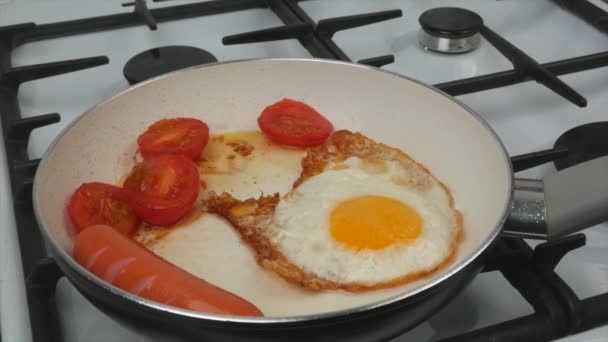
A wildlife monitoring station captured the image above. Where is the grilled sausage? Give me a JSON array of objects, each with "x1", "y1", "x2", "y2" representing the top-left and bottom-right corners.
[{"x1": 73, "y1": 225, "x2": 263, "y2": 317}]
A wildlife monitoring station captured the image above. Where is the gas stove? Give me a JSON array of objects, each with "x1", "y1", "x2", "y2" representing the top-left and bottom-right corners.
[{"x1": 1, "y1": 1, "x2": 608, "y2": 341}]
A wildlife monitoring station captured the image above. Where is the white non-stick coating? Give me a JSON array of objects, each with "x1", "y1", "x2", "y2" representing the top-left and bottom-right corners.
[{"x1": 34, "y1": 59, "x2": 512, "y2": 320}]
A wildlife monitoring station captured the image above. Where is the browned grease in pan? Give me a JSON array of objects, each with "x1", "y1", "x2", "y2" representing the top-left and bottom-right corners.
[
  {"x1": 195, "y1": 131, "x2": 260, "y2": 176},
  {"x1": 133, "y1": 204, "x2": 204, "y2": 247}
]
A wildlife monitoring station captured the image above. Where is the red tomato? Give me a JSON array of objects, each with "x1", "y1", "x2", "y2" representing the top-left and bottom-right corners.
[
  {"x1": 258, "y1": 98, "x2": 334, "y2": 147},
  {"x1": 67, "y1": 182, "x2": 140, "y2": 235},
  {"x1": 123, "y1": 155, "x2": 200, "y2": 226},
  {"x1": 137, "y1": 118, "x2": 209, "y2": 160}
]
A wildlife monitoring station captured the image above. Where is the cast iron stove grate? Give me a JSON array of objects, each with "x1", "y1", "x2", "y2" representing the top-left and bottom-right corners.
[{"x1": 1, "y1": 1, "x2": 608, "y2": 341}]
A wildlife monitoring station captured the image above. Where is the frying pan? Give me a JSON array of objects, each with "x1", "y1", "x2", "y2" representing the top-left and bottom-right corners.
[{"x1": 32, "y1": 59, "x2": 608, "y2": 341}]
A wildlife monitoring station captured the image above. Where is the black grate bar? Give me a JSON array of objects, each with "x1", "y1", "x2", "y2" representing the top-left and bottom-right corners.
[
  {"x1": 499, "y1": 239, "x2": 568, "y2": 329},
  {"x1": 440, "y1": 237, "x2": 579, "y2": 341},
  {"x1": 223, "y1": 23, "x2": 313, "y2": 45},
  {"x1": 7, "y1": 113, "x2": 61, "y2": 140},
  {"x1": 0, "y1": 23, "x2": 36, "y2": 37},
  {"x1": 0, "y1": 23, "x2": 36, "y2": 48},
  {"x1": 434, "y1": 51, "x2": 608, "y2": 96},
  {"x1": 282, "y1": 0, "x2": 315, "y2": 24},
  {"x1": 13, "y1": 158, "x2": 40, "y2": 178},
  {"x1": 0, "y1": 49, "x2": 87, "y2": 341},
  {"x1": 510, "y1": 237, "x2": 588, "y2": 336},
  {"x1": 134, "y1": 0, "x2": 158, "y2": 31},
  {"x1": 544, "y1": 51, "x2": 608, "y2": 75},
  {"x1": 283, "y1": 0, "x2": 350, "y2": 60},
  {"x1": 532, "y1": 235, "x2": 588, "y2": 333},
  {"x1": 358, "y1": 55, "x2": 395, "y2": 68},
  {"x1": 581, "y1": 293, "x2": 608, "y2": 331},
  {"x1": 314, "y1": 9, "x2": 402, "y2": 63},
  {"x1": 533, "y1": 235, "x2": 586, "y2": 270},
  {"x1": 13, "y1": 209, "x2": 61, "y2": 342},
  {"x1": 282, "y1": 0, "x2": 350, "y2": 60},
  {"x1": 317, "y1": 34, "x2": 351, "y2": 61},
  {"x1": 26, "y1": 258, "x2": 64, "y2": 342},
  {"x1": 0, "y1": 89, "x2": 62, "y2": 342},
  {"x1": 26, "y1": 258, "x2": 63, "y2": 291},
  {"x1": 316, "y1": 10, "x2": 402, "y2": 37},
  {"x1": 266, "y1": 0, "x2": 337, "y2": 59},
  {"x1": 1, "y1": 56, "x2": 109, "y2": 89},
  {"x1": 11, "y1": 0, "x2": 268, "y2": 45},
  {"x1": 14, "y1": 177, "x2": 34, "y2": 202},
  {"x1": 510, "y1": 146, "x2": 569, "y2": 172},
  {"x1": 551, "y1": 0, "x2": 608, "y2": 33},
  {"x1": 284, "y1": 0, "x2": 402, "y2": 62},
  {"x1": 480, "y1": 25, "x2": 586, "y2": 107},
  {"x1": 277, "y1": 0, "x2": 400, "y2": 66}
]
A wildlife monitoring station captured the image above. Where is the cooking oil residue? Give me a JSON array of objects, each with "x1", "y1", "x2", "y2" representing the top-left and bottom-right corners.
[
  {"x1": 133, "y1": 205, "x2": 204, "y2": 246},
  {"x1": 195, "y1": 130, "x2": 306, "y2": 200}
]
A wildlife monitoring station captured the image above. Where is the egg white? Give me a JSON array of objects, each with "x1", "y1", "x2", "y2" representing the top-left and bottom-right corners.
[{"x1": 266, "y1": 157, "x2": 459, "y2": 285}]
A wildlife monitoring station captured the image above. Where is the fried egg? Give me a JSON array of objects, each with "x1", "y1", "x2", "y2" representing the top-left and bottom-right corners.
[{"x1": 204, "y1": 130, "x2": 462, "y2": 291}]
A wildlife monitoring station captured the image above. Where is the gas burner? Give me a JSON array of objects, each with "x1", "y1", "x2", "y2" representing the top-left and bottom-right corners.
[
  {"x1": 418, "y1": 7, "x2": 483, "y2": 54},
  {"x1": 554, "y1": 122, "x2": 608, "y2": 171},
  {"x1": 123, "y1": 45, "x2": 218, "y2": 85}
]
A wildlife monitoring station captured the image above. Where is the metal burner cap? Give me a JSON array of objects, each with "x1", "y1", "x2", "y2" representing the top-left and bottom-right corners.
[
  {"x1": 123, "y1": 46, "x2": 218, "y2": 85},
  {"x1": 418, "y1": 7, "x2": 483, "y2": 54}
]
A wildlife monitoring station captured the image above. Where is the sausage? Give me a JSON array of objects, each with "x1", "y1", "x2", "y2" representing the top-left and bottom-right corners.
[{"x1": 73, "y1": 225, "x2": 263, "y2": 317}]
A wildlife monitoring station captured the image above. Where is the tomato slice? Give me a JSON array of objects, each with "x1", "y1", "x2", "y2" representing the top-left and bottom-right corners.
[
  {"x1": 137, "y1": 118, "x2": 209, "y2": 160},
  {"x1": 123, "y1": 155, "x2": 200, "y2": 226},
  {"x1": 258, "y1": 98, "x2": 334, "y2": 147},
  {"x1": 68, "y1": 182, "x2": 140, "y2": 235}
]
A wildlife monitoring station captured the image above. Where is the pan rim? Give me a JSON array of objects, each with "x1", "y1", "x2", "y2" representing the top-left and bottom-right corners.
[{"x1": 33, "y1": 57, "x2": 514, "y2": 324}]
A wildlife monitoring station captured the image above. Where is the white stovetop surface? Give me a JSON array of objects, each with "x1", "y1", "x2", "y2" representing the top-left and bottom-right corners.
[{"x1": 1, "y1": 0, "x2": 608, "y2": 341}]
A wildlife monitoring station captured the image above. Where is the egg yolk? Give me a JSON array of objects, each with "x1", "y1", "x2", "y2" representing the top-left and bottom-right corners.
[{"x1": 329, "y1": 195, "x2": 422, "y2": 250}]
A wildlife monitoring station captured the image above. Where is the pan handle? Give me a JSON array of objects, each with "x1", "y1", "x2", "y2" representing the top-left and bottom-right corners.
[{"x1": 503, "y1": 155, "x2": 608, "y2": 240}]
